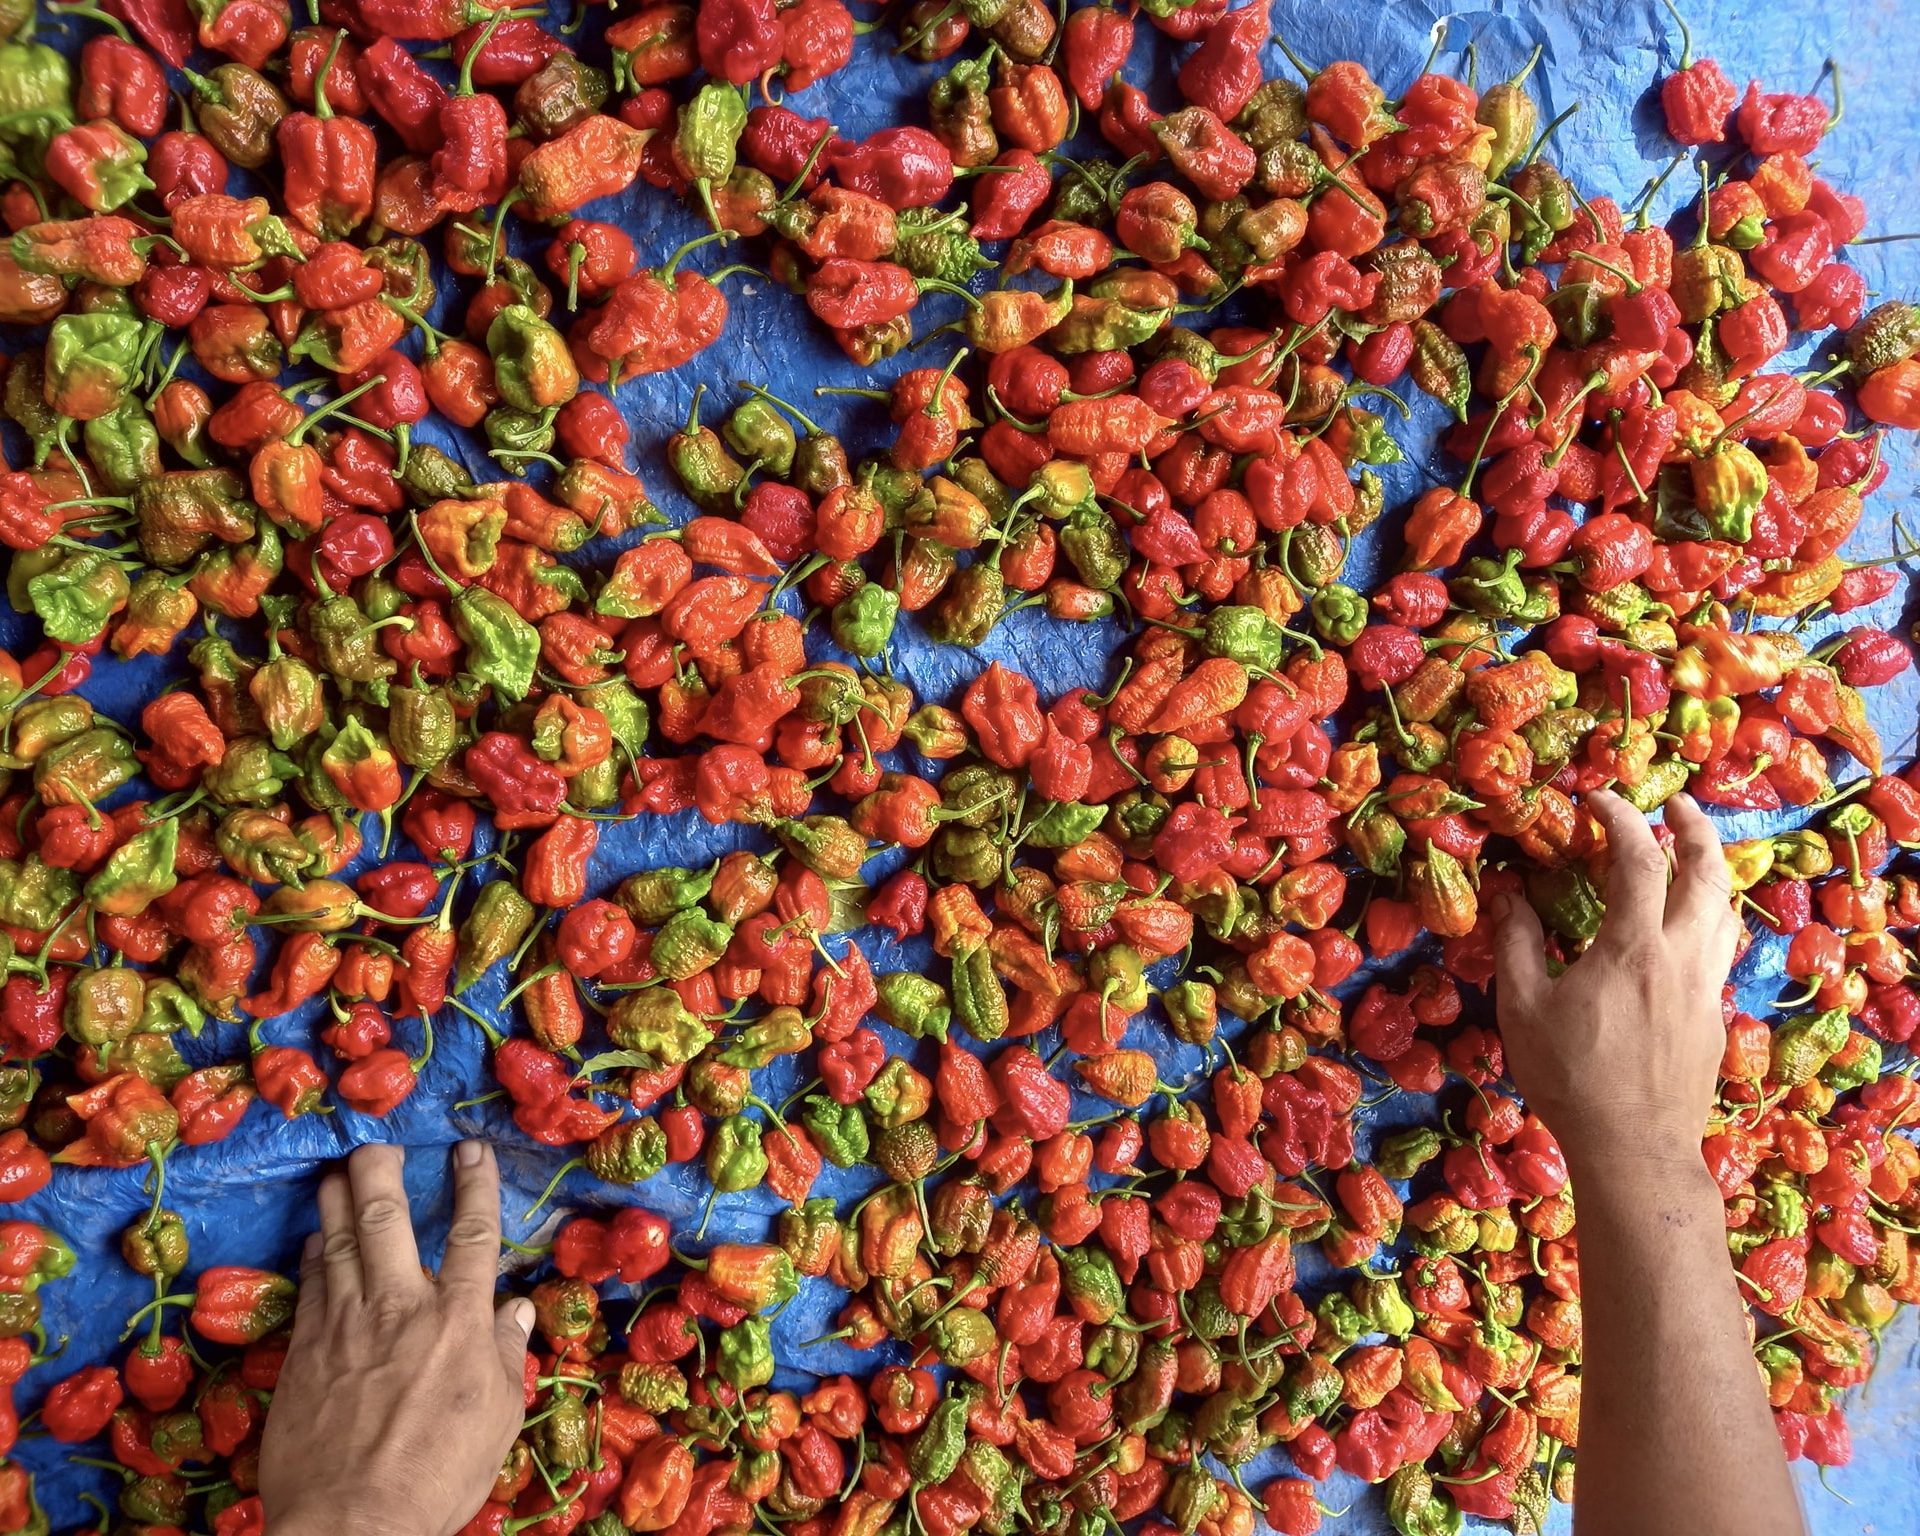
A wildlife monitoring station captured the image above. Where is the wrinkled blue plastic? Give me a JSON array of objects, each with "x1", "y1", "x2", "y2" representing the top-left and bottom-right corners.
[{"x1": 5, "y1": 0, "x2": 1920, "y2": 1530}]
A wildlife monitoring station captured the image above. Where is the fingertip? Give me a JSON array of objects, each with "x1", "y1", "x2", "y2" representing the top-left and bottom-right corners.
[
  {"x1": 456, "y1": 1139, "x2": 487, "y2": 1169},
  {"x1": 1663, "y1": 791, "x2": 1703, "y2": 826},
  {"x1": 506, "y1": 1297, "x2": 535, "y2": 1338},
  {"x1": 350, "y1": 1141, "x2": 405, "y2": 1174}
]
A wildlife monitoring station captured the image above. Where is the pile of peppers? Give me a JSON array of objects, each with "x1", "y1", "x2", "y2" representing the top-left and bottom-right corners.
[{"x1": 0, "y1": 0, "x2": 1918, "y2": 1532}]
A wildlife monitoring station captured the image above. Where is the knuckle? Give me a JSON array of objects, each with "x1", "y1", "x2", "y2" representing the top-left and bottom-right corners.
[
  {"x1": 1622, "y1": 944, "x2": 1666, "y2": 981},
  {"x1": 1621, "y1": 846, "x2": 1668, "y2": 878},
  {"x1": 446, "y1": 1214, "x2": 497, "y2": 1248},
  {"x1": 356, "y1": 1197, "x2": 408, "y2": 1233},
  {"x1": 368, "y1": 1294, "x2": 418, "y2": 1330},
  {"x1": 321, "y1": 1232, "x2": 361, "y2": 1264}
]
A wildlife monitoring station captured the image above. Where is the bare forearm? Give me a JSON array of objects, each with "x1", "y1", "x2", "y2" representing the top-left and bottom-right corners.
[{"x1": 1569, "y1": 1154, "x2": 1804, "y2": 1536}]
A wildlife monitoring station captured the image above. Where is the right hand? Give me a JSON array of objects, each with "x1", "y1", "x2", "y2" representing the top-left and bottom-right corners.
[
  {"x1": 1489, "y1": 789, "x2": 1740, "y2": 1177},
  {"x1": 260, "y1": 1142, "x2": 534, "y2": 1536}
]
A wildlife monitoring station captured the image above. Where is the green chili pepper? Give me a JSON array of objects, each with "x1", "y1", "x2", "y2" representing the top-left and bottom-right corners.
[
  {"x1": 1352, "y1": 1273, "x2": 1416, "y2": 1337},
  {"x1": 44, "y1": 310, "x2": 147, "y2": 421},
  {"x1": 400, "y1": 444, "x2": 478, "y2": 505},
  {"x1": 831, "y1": 582, "x2": 900, "y2": 658},
  {"x1": 1023, "y1": 800, "x2": 1106, "y2": 848},
  {"x1": 723, "y1": 396, "x2": 797, "y2": 479},
  {"x1": 650, "y1": 907, "x2": 733, "y2": 981},
  {"x1": 585, "y1": 1117, "x2": 666, "y2": 1183},
  {"x1": 34, "y1": 728, "x2": 137, "y2": 808},
  {"x1": 1526, "y1": 865, "x2": 1606, "y2": 943},
  {"x1": 706, "y1": 1114, "x2": 767, "y2": 1194},
  {"x1": 874, "y1": 972, "x2": 951, "y2": 1042},
  {"x1": 1375, "y1": 1126, "x2": 1443, "y2": 1180},
  {"x1": 455, "y1": 880, "x2": 537, "y2": 992},
  {"x1": 677, "y1": 80, "x2": 747, "y2": 226},
  {"x1": 948, "y1": 944, "x2": 1009, "y2": 1043},
  {"x1": 668, "y1": 387, "x2": 748, "y2": 512},
  {"x1": 606, "y1": 988, "x2": 713, "y2": 1065},
  {"x1": 908, "y1": 1393, "x2": 969, "y2": 1487},
  {"x1": 1309, "y1": 583, "x2": 1368, "y2": 647},
  {"x1": 717, "y1": 1007, "x2": 811, "y2": 1070},
  {"x1": 64, "y1": 965, "x2": 148, "y2": 1047},
  {"x1": 137, "y1": 980, "x2": 204, "y2": 1039},
  {"x1": 1165, "y1": 1464, "x2": 1223, "y2": 1536},
  {"x1": 451, "y1": 585, "x2": 539, "y2": 703},
  {"x1": 1619, "y1": 757, "x2": 1690, "y2": 812},
  {"x1": 211, "y1": 810, "x2": 309, "y2": 886},
  {"x1": 800, "y1": 1093, "x2": 869, "y2": 1167},
  {"x1": 133, "y1": 469, "x2": 255, "y2": 566},
  {"x1": 1057, "y1": 1247, "x2": 1126, "y2": 1325},
  {"x1": 615, "y1": 864, "x2": 715, "y2": 926},
  {"x1": 715, "y1": 1314, "x2": 774, "y2": 1390},
  {"x1": 83, "y1": 819, "x2": 178, "y2": 918},
  {"x1": 1448, "y1": 549, "x2": 1529, "y2": 619},
  {"x1": 486, "y1": 304, "x2": 580, "y2": 414},
  {"x1": 388, "y1": 677, "x2": 458, "y2": 771},
  {"x1": 82, "y1": 400, "x2": 163, "y2": 496},
  {"x1": 1057, "y1": 506, "x2": 1127, "y2": 590},
  {"x1": 25, "y1": 547, "x2": 131, "y2": 646}
]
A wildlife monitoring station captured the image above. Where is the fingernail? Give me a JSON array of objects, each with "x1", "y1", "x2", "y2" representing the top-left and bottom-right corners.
[
  {"x1": 456, "y1": 1139, "x2": 485, "y2": 1167},
  {"x1": 510, "y1": 1298, "x2": 536, "y2": 1335},
  {"x1": 1488, "y1": 893, "x2": 1510, "y2": 921}
]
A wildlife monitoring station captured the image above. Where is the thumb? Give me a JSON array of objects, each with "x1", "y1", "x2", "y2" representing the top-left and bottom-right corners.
[
  {"x1": 494, "y1": 1296, "x2": 535, "y2": 1381},
  {"x1": 1490, "y1": 890, "x2": 1549, "y2": 1016}
]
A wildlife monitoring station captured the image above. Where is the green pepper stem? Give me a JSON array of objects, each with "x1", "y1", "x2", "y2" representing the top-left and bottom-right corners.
[
  {"x1": 661, "y1": 228, "x2": 731, "y2": 278},
  {"x1": 1525, "y1": 100, "x2": 1579, "y2": 166},
  {"x1": 778, "y1": 125, "x2": 840, "y2": 202},
  {"x1": 1660, "y1": 0, "x2": 1695, "y2": 68},
  {"x1": 1631, "y1": 151, "x2": 1688, "y2": 228},
  {"x1": 47, "y1": 0, "x2": 131, "y2": 41},
  {"x1": 737, "y1": 379, "x2": 828, "y2": 437},
  {"x1": 410, "y1": 1008, "x2": 435, "y2": 1074},
  {"x1": 446, "y1": 994, "x2": 505, "y2": 1047},
  {"x1": 521, "y1": 1156, "x2": 585, "y2": 1222},
  {"x1": 456, "y1": 6, "x2": 514, "y2": 98},
  {"x1": 291, "y1": 373, "x2": 388, "y2": 443}
]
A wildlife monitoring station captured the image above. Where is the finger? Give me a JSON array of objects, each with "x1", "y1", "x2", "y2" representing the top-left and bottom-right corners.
[
  {"x1": 1663, "y1": 792, "x2": 1735, "y2": 933},
  {"x1": 494, "y1": 1296, "x2": 536, "y2": 1387},
  {"x1": 1587, "y1": 788, "x2": 1668, "y2": 934},
  {"x1": 317, "y1": 1169, "x2": 363, "y2": 1311},
  {"x1": 346, "y1": 1144, "x2": 428, "y2": 1298},
  {"x1": 1490, "y1": 889, "x2": 1550, "y2": 1015},
  {"x1": 438, "y1": 1140, "x2": 503, "y2": 1303},
  {"x1": 290, "y1": 1231, "x2": 329, "y2": 1341}
]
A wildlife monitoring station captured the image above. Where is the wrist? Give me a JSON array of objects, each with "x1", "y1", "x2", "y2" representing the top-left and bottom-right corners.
[
  {"x1": 268, "y1": 1504, "x2": 429, "y2": 1536},
  {"x1": 1570, "y1": 1145, "x2": 1722, "y2": 1214}
]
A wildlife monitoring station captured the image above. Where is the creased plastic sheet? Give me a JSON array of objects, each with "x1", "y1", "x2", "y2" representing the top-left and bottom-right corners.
[{"x1": 5, "y1": 1, "x2": 1920, "y2": 1530}]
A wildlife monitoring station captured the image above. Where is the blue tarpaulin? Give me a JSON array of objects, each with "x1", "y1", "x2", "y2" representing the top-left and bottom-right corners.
[{"x1": 5, "y1": 0, "x2": 1920, "y2": 1530}]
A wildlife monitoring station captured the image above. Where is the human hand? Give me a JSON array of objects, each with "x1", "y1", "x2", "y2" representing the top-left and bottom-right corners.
[
  {"x1": 259, "y1": 1142, "x2": 533, "y2": 1536},
  {"x1": 1490, "y1": 790, "x2": 1739, "y2": 1179}
]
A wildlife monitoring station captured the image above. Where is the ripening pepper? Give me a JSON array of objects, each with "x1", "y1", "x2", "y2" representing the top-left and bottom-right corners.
[
  {"x1": 454, "y1": 880, "x2": 537, "y2": 992},
  {"x1": 44, "y1": 311, "x2": 149, "y2": 423},
  {"x1": 488, "y1": 304, "x2": 581, "y2": 413}
]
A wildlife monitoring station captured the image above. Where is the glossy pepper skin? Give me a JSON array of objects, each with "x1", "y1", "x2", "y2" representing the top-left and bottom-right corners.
[{"x1": 0, "y1": 7, "x2": 1917, "y2": 1530}]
